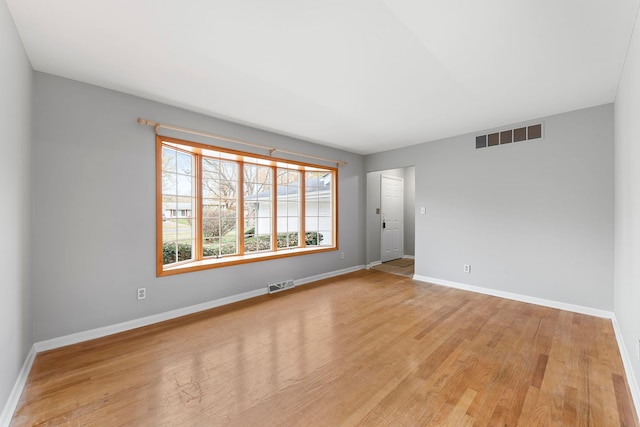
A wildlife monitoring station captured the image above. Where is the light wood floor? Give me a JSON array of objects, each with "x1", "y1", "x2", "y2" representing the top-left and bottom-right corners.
[
  {"x1": 12, "y1": 270, "x2": 638, "y2": 426},
  {"x1": 371, "y1": 258, "x2": 414, "y2": 277}
]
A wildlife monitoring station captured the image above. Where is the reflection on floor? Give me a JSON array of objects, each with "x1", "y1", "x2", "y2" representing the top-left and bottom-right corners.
[
  {"x1": 12, "y1": 269, "x2": 638, "y2": 426},
  {"x1": 371, "y1": 257, "x2": 414, "y2": 277}
]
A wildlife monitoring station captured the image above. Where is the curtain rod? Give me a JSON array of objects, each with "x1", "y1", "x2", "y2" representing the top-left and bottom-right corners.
[{"x1": 137, "y1": 118, "x2": 347, "y2": 166}]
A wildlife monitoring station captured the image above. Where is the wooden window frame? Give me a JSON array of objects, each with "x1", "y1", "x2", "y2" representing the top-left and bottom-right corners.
[{"x1": 156, "y1": 135, "x2": 338, "y2": 277}]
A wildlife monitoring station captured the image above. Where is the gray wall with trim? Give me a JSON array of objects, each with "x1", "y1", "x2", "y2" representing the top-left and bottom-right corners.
[
  {"x1": 31, "y1": 72, "x2": 366, "y2": 342},
  {"x1": 4, "y1": 1, "x2": 640, "y2": 415},
  {"x1": 614, "y1": 4, "x2": 640, "y2": 404},
  {"x1": 366, "y1": 104, "x2": 615, "y2": 310},
  {"x1": 0, "y1": 0, "x2": 33, "y2": 413}
]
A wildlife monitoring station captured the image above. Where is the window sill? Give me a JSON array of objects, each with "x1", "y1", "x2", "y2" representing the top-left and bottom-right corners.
[{"x1": 158, "y1": 246, "x2": 337, "y2": 277}]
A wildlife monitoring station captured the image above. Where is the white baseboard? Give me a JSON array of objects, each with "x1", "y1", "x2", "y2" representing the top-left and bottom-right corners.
[
  {"x1": 403, "y1": 255, "x2": 415, "y2": 259},
  {"x1": 367, "y1": 260, "x2": 381, "y2": 269},
  {"x1": 0, "y1": 265, "x2": 366, "y2": 425},
  {"x1": 413, "y1": 275, "x2": 614, "y2": 319},
  {"x1": 0, "y1": 345, "x2": 36, "y2": 427},
  {"x1": 35, "y1": 287, "x2": 268, "y2": 352},
  {"x1": 9, "y1": 267, "x2": 635, "y2": 425},
  {"x1": 413, "y1": 274, "x2": 639, "y2": 422},
  {"x1": 37, "y1": 265, "x2": 365, "y2": 353},
  {"x1": 295, "y1": 265, "x2": 364, "y2": 286},
  {"x1": 611, "y1": 316, "x2": 640, "y2": 420}
]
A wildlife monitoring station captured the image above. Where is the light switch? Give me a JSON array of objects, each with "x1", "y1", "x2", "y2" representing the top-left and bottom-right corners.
[{"x1": 420, "y1": 207, "x2": 426, "y2": 214}]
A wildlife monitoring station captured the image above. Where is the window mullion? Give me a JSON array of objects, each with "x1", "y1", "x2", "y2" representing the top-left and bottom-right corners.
[
  {"x1": 195, "y1": 152, "x2": 203, "y2": 261},
  {"x1": 238, "y1": 160, "x2": 245, "y2": 255},
  {"x1": 300, "y1": 172, "x2": 306, "y2": 248},
  {"x1": 271, "y1": 165, "x2": 277, "y2": 251}
]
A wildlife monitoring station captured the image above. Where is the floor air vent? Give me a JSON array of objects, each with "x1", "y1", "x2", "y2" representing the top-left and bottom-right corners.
[{"x1": 268, "y1": 279, "x2": 295, "y2": 294}]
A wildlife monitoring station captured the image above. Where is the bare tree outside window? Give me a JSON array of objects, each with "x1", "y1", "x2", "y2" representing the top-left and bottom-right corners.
[{"x1": 202, "y1": 159, "x2": 238, "y2": 257}]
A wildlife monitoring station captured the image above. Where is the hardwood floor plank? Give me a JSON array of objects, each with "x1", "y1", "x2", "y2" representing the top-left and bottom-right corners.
[
  {"x1": 10, "y1": 270, "x2": 639, "y2": 426},
  {"x1": 613, "y1": 372, "x2": 639, "y2": 427},
  {"x1": 532, "y1": 354, "x2": 549, "y2": 389},
  {"x1": 562, "y1": 385, "x2": 578, "y2": 425}
]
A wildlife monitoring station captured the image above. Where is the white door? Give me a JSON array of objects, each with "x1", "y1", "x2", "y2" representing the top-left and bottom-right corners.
[{"x1": 381, "y1": 175, "x2": 403, "y2": 262}]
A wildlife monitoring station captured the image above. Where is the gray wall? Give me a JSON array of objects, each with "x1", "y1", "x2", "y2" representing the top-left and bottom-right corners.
[
  {"x1": 0, "y1": 0, "x2": 32, "y2": 413},
  {"x1": 366, "y1": 167, "x2": 415, "y2": 265},
  {"x1": 366, "y1": 104, "x2": 615, "y2": 310},
  {"x1": 614, "y1": 6, "x2": 640, "y2": 398},
  {"x1": 32, "y1": 72, "x2": 365, "y2": 342}
]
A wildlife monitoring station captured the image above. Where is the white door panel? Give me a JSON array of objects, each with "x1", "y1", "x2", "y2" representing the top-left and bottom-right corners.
[{"x1": 381, "y1": 175, "x2": 403, "y2": 262}]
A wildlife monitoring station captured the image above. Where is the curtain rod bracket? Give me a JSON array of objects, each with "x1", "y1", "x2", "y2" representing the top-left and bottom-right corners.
[{"x1": 137, "y1": 118, "x2": 156, "y2": 127}]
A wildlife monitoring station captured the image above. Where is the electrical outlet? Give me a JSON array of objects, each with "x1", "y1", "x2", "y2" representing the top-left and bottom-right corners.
[
  {"x1": 464, "y1": 264, "x2": 471, "y2": 273},
  {"x1": 137, "y1": 287, "x2": 146, "y2": 300},
  {"x1": 340, "y1": 252, "x2": 345, "y2": 259}
]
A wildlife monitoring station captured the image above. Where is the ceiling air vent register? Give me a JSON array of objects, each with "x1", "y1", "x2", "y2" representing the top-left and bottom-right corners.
[{"x1": 476, "y1": 123, "x2": 542, "y2": 149}]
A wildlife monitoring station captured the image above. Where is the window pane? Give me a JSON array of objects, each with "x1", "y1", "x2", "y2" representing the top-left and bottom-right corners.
[
  {"x1": 317, "y1": 231, "x2": 330, "y2": 246},
  {"x1": 305, "y1": 231, "x2": 323, "y2": 246},
  {"x1": 202, "y1": 216, "x2": 221, "y2": 239},
  {"x1": 161, "y1": 146, "x2": 196, "y2": 265},
  {"x1": 286, "y1": 200, "x2": 299, "y2": 216},
  {"x1": 305, "y1": 171, "x2": 333, "y2": 247},
  {"x1": 256, "y1": 200, "x2": 272, "y2": 220},
  {"x1": 175, "y1": 240, "x2": 193, "y2": 262},
  {"x1": 221, "y1": 218, "x2": 237, "y2": 235},
  {"x1": 255, "y1": 209, "x2": 272, "y2": 234},
  {"x1": 177, "y1": 151, "x2": 193, "y2": 175},
  {"x1": 203, "y1": 237, "x2": 218, "y2": 257},
  {"x1": 202, "y1": 157, "x2": 219, "y2": 174},
  {"x1": 245, "y1": 165, "x2": 271, "y2": 189},
  {"x1": 220, "y1": 240, "x2": 237, "y2": 256},
  {"x1": 288, "y1": 217, "x2": 299, "y2": 231},
  {"x1": 305, "y1": 217, "x2": 319, "y2": 232},
  {"x1": 244, "y1": 221, "x2": 271, "y2": 252},
  {"x1": 318, "y1": 216, "x2": 332, "y2": 230},
  {"x1": 201, "y1": 156, "x2": 238, "y2": 258},
  {"x1": 244, "y1": 165, "x2": 272, "y2": 253},
  {"x1": 221, "y1": 161, "x2": 237, "y2": 181},
  {"x1": 277, "y1": 168, "x2": 300, "y2": 249},
  {"x1": 162, "y1": 173, "x2": 176, "y2": 195},
  {"x1": 277, "y1": 232, "x2": 299, "y2": 249},
  {"x1": 202, "y1": 177, "x2": 219, "y2": 199},
  {"x1": 163, "y1": 241, "x2": 177, "y2": 265},
  {"x1": 177, "y1": 175, "x2": 193, "y2": 196},
  {"x1": 162, "y1": 147, "x2": 176, "y2": 173}
]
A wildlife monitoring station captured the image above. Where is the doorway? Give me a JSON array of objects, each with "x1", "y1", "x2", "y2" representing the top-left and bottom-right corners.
[{"x1": 366, "y1": 166, "x2": 415, "y2": 268}]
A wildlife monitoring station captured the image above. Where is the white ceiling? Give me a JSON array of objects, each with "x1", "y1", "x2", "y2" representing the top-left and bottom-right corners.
[{"x1": 6, "y1": 0, "x2": 640, "y2": 155}]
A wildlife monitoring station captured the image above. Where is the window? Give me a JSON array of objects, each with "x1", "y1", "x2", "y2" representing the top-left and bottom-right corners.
[{"x1": 157, "y1": 136, "x2": 338, "y2": 276}]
